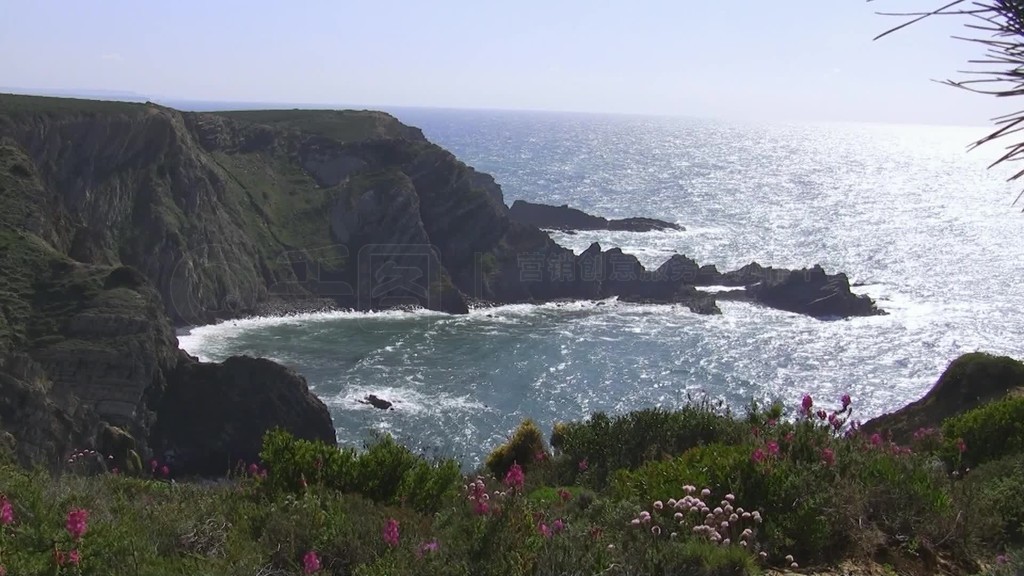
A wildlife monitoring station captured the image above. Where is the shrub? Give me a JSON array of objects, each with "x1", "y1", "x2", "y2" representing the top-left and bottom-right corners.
[
  {"x1": 486, "y1": 419, "x2": 548, "y2": 479},
  {"x1": 942, "y1": 395, "x2": 1024, "y2": 469},
  {"x1": 962, "y1": 453, "x2": 1024, "y2": 547},
  {"x1": 551, "y1": 405, "x2": 747, "y2": 488},
  {"x1": 260, "y1": 430, "x2": 461, "y2": 514}
]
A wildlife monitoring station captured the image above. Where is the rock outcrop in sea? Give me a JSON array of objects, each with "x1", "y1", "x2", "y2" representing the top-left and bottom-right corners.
[
  {"x1": 0, "y1": 93, "x2": 884, "y2": 472},
  {"x1": 509, "y1": 199, "x2": 683, "y2": 232}
]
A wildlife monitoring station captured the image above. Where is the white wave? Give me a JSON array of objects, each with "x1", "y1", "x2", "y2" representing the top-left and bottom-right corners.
[{"x1": 325, "y1": 384, "x2": 490, "y2": 416}]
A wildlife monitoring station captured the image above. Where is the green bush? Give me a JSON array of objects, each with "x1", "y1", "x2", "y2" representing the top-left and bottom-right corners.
[
  {"x1": 962, "y1": 453, "x2": 1024, "y2": 547},
  {"x1": 485, "y1": 419, "x2": 548, "y2": 479},
  {"x1": 551, "y1": 405, "x2": 747, "y2": 488},
  {"x1": 260, "y1": 429, "x2": 461, "y2": 514},
  {"x1": 943, "y1": 395, "x2": 1024, "y2": 468}
]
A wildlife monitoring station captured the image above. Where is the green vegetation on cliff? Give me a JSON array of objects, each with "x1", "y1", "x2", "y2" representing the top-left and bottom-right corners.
[{"x1": 3, "y1": 357, "x2": 1024, "y2": 576}]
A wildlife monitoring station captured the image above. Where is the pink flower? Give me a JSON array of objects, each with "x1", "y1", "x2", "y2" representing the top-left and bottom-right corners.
[
  {"x1": 0, "y1": 497, "x2": 13, "y2": 525},
  {"x1": 417, "y1": 539, "x2": 440, "y2": 558},
  {"x1": 784, "y1": 432, "x2": 795, "y2": 443},
  {"x1": 821, "y1": 448, "x2": 835, "y2": 466},
  {"x1": 801, "y1": 394, "x2": 813, "y2": 413},
  {"x1": 149, "y1": 459, "x2": 158, "y2": 473},
  {"x1": 248, "y1": 463, "x2": 260, "y2": 476},
  {"x1": 841, "y1": 394, "x2": 852, "y2": 410},
  {"x1": 383, "y1": 518, "x2": 400, "y2": 547},
  {"x1": 161, "y1": 465, "x2": 170, "y2": 478},
  {"x1": 578, "y1": 458, "x2": 589, "y2": 472},
  {"x1": 558, "y1": 488, "x2": 572, "y2": 503},
  {"x1": 997, "y1": 554, "x2": 1008, "y2": 565},
  {"x1": 68, "y1": 549, "x2": 81, "y2": 567},
  {"x1": 54, "y1": 549, "x2": 66, "y2": 567},
  {"x1": 504, "y1": 462, "x2": 525, "y2": 491},
  {"x1": 534, "y1": 451, "x2": 547, "y2": 462},
  {"x1": 303, "y1": 550, "x2": 321, "y2": 574},
  {"x1": 870, "y1": 433, "x2": 883, "y2": 447},
  {"x1": 538, "y1": 522, "x2": 552, "y2": 538},
  {"x1": 766, "y1": 419, "x2": 777, "y2": 427},
  {"x1": 553, "y1": 518, "x2": 566, "y2": 533},
  {"x1": 651, "y1": 525, "x2": 662, "y2": 536},
  {"x1": 957, "y1": 438, "x2": 967, "y2": 453},
  {"x1": 751, "y1": 448, "x2": 765, "y2": 463},
  {"x1": 65, "y1": 508, "x2": 89, "y2": 540},
  {"x1": 766, "y1": 441, "x2": 779, "y2": 456},
  {"x1": 816, "y1": 410, "x2": 827, "y2": 421}
]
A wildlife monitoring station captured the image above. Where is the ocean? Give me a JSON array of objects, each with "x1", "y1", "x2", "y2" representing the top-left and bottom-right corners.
[{"x1": 177, "y1": 108, "x2": 1024, "y2": 467}]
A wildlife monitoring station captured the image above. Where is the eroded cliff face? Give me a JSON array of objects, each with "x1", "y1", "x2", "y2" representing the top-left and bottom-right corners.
[{"x1": 0, "y1": 94, "x2": 526, "y2": 470}]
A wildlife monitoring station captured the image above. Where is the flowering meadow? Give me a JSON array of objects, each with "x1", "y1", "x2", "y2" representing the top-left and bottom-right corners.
[{"x1": 0, "y1": 392, "x2": 1023, "y2": 575}]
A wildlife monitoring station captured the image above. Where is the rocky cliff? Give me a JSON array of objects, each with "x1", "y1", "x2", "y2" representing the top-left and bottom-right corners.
[{"x1": 0, "y1": 93, "x2": 882, "y2": 471}]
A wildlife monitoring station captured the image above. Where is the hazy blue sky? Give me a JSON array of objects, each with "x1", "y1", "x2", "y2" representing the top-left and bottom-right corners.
[{"x1": 0, "y1": 0, "x2": 1014, "y2": 125}]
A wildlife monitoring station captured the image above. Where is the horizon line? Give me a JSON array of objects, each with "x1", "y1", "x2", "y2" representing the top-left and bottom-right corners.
[{"x1": 0, "y1": 87, "x2": 994, "y2": 130}]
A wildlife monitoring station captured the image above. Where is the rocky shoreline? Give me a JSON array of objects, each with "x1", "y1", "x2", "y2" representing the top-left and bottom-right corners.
[{"x1": 0, "y1": 93, "x2": 884, "y2": 477}]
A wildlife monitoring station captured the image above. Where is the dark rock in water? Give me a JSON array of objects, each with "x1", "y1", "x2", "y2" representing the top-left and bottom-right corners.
[
  {"x1": 744, "y1": 265, "x2": 882, "y2": 318},
  {"x1": 360, "y1": 394, "x2": 394, "y2": 410},
  {"x1": 151, "y1": 355, "x2": 336, "y2": 476},
  {"x1": 863, "y1": 353, "x2": 1024, "y2": 443},
  {"x1": 509, "y1": 200, "x2": 682, "y2": 232}
]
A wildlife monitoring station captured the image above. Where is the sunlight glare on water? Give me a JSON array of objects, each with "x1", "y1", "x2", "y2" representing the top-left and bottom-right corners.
[{"x1": 178, "y1": 111, "x2": 1024, "y2": 467}]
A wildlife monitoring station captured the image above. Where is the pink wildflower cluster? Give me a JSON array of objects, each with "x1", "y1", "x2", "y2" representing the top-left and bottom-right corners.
[
  {"x1": 536, "y1": 516, "x2": 566, "y2": 539},
  {"x1": 382, "y1": 518, "x2": 400, "y2": 547},
  {"x1": 303, "y1": 550, "x2": 321, "y2": 574},
  {"x1": 0, "y1": 496, "x2": 13, "y2": 526},
  {"x1": 630, "y1": 485, "x2": 763, "y2": 547},
  {"x1": 416, "y1": 539, "x2": 440, "y2": 558},
  {"x1": 504, "y1": 462, "x2": 525, "y2": 491},
  {"x1": 67, "y1": 448, "x2": 113, "y2": 468},
  {"x1": 149, "y1": 459, "x2": 171, "y2": 479},
  {"x1": 801, "y1": 394, "x2": 855, "y2": 435},
  {"x1": 466, "y1": 476, "x2": 493, "y2": 515},
  {"x1": 66, "y1": 508, "x2": 89, "y2": 540},
  {"x1": 51, "y1": 507, "x2": 89, "y2": 570},
  {"x1": 246, "y1": 462, "x2": 268, "y2": 479}
]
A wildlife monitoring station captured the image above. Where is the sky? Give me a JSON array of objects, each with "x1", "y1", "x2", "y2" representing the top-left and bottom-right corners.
[{"x1": 0, "y1": 0, "x2": 1016, "y2": 125}]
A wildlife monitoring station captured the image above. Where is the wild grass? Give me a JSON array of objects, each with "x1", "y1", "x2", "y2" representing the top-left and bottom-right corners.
[{"x1": 0, "y1": 392, "x2": 1020, "y2": 575}]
